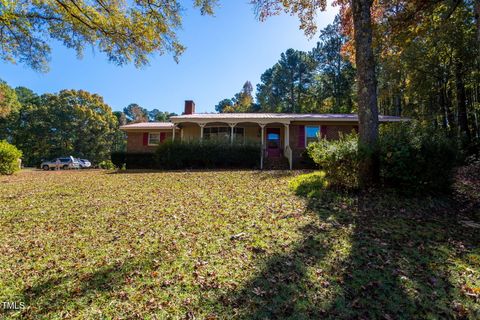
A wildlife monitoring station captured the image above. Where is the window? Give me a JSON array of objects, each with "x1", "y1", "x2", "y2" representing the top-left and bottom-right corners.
[
  {"x1": 305, "y1": 126, "x2": 321, "y2": 145},
  {"x1": 148, "y1": 133, "x2": 161, "y2": 146},
  {"x1": 204, "y1": 127, "x2": 244, "y2": 142},
  {"x1": 267, "y1": 133, "x2": 280, "y2": 140},
  {"x1": 233, "y1": 127, "x2": 245, "y2": 142}
]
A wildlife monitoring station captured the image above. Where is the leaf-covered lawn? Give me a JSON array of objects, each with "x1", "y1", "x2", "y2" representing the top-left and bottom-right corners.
[{"x1": 0, "y1": 169, "x2": 479, "y2": 319}]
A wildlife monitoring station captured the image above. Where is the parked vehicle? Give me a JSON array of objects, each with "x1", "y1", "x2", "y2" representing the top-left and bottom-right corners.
[
  {"x1": 77, "y1": 159, "x2": 92, "y2": 168},
  {"x1": 41, "y1": 156, "x2": 80, "y2": 170}
]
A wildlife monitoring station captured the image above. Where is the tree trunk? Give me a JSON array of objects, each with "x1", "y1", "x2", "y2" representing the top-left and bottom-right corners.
[
  {"x1": 438, "y1": 84, "x2": 449, "y2": 130},
  {"x1": 351, "y1": 0, "x2": 380, "y2": 187},
  {"x1": 455, "y1": 60, "x2": 470, "y2": 140}
]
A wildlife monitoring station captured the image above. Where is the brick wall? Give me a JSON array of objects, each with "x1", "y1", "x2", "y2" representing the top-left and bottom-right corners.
[
  {"x1": 290, "y1": 123, "x2": 358, "y2": 167},
  {"x1": 126, "y1": 131, "x2": 175, "y2": 153}
]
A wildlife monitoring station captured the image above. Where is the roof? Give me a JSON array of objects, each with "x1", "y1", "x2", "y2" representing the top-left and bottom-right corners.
[
  {"x1": 119, "y1": 122, "x2": 177, "y2": 130},
  {"x1": 170, "y1": 113, "x2": 405, "y2": 123},
  {"x1": 120, "y1": 114, "x2": 407, "y2": 131}
]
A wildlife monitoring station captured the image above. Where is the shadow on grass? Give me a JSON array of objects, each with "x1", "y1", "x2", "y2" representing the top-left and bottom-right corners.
[
  {"x1": 217, "y1": 173, "x2": 480, "y2": 319},
  {"x1": 15, "y1": 259, "x2": 150, "y2": 318},
  {"x1": 10, "y1": 173, "x2": 479, "y2": 319},
  {"x1": 105, "y1": 168, "x2": 262, "y2": 174}
]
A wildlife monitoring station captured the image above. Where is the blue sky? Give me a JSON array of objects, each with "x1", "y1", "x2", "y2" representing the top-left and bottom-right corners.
[{"x1": 0, "y1": 2, "x2": 338, "y2": 114}]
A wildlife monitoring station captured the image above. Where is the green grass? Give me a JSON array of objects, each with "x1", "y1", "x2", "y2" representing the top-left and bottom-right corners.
[{"x1": 0, "y1": 169, "x2": 479, "y2": 319}]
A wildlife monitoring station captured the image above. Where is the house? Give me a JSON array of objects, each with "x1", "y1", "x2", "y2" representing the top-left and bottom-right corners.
[{"x1": 120, "y1": 100, "x2": 405, "y2": 169}]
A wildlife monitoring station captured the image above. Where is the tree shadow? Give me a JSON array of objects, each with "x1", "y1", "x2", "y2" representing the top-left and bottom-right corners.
[
  {"x1": 12, "y1": 255, "x2": 159, "y2": 319},
  {"x1": 217, "y1": 178, "x2": 480, "y2": 319}
]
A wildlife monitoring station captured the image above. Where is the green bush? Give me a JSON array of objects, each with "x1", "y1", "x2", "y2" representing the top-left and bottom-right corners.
[
  {"x1": 111, "y1": 151, "x2": 126, "y2": 168},
  {"x1": 156, "y1": 140, "x2": 261, "y2": 169},
  {"x1": 307, "y1": 133, "x2": 359, "y2": 188},
  {"x1": 379, "y1": 122, "x2": 457, "y2": 193},
  {"x1": 0, "y1": 140, "x2": 22, "y2": 175},
  {"x1": 111, "y1": 152, "x2": 156, "y2": 169},
  {"x1": 305, "y1": 122, "x2": 457, "y2": 193},
  {"x1": 99, "y1": 160, "x2": 116, "y2": 170},
  {"x1": 289, "y1": 171, "x2": 329, "y2": 197}
]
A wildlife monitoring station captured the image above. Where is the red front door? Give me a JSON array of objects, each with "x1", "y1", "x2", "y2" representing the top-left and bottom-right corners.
[{"x1": 266, "y1": 128, "x2": 281, "y2": 158}]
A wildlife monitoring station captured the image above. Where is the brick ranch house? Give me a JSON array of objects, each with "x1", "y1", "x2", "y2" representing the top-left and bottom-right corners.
[{"x1": 120, "y1": 101, "x2": 405, "y2": 169}]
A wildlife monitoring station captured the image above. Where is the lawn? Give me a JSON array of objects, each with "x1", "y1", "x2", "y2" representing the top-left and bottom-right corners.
[{"x1": 0, "y1": 169, "x2": 479, "y2": 319}]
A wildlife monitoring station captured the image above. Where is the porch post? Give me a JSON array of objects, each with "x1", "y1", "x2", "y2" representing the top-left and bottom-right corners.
[
  {"x1": 199, "y1": 123, "x2": 206, "y2": 140},
  {"x1": 180, "y1": 127, "x2": 184, "y2": 142},
  {"x1": 229, "y1": 123, "x2": 236, "y2": 144},
  {"x1": 259, "y1": 123, "x2": 266, "y2": 170},
  {"x1": 284, "y1": 123, "x2": 292, "y2": 170},
  {"x1": 284, "y1": 123, "x2": 289, "y2": 151},
  {"x1": 172, "y1": 125, "x2": 176, "y2": 141}
]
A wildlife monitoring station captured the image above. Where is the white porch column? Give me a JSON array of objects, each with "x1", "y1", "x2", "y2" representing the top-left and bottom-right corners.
[
  {"x1": 199, "y1": 123, "x2": 206, "y2": 140},
  {"x1": 172, "y1": 125, "x2": 176, "y2": 141},
  {"x1": 284, "y1": 123, "x2": 292, "y2": 170},
  {"x1": 180, "y1": 128, "x2": 184, "y2": 142},
  {"x1": 259, "y1": 123, "x2": 266, "y2": 170},
  {"x1": 284, "y1": 123, "x2": 290, "y2": 151},
  {"x1": 229, "y1": 123, "x2": 236, "y2": 144}
]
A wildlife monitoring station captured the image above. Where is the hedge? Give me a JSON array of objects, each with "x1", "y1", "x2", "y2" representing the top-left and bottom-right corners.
[
  {"x1": 111, "y1": 141, "x2": 261, "y2": 170},
  {"x1": 111, "y1": 152, "x2": 156, "y2": 169}
]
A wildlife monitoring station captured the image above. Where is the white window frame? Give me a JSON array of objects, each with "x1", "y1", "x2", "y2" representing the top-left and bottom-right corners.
[
  {"x1": 204, "y1": 126, "x2": 245, "y2": 142},
  {"x1": 148, "y1": 132, "x2": 161, "y2": 146},
  {"x1": 305, "y1": 125, "x2": 321, "y2": 146}
]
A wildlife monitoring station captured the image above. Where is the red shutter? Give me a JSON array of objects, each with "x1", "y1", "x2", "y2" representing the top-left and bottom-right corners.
[
  {"x1": 297, "y1": 125, "x2": 305, "y2": 148},
  {"x1": 160, "y1": 132, "x2": 166, "y2": 142},
  {"x1": 143, "y1": 132, "x2": 148, "y2": 146},
  {"x1": 321, "y1": 126, "x2": 327, "y2": 139}
]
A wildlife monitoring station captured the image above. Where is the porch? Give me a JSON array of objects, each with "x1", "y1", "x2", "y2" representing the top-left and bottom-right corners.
[{"x1": 171, "y1": 121, "x2": 293, "y2": 170}]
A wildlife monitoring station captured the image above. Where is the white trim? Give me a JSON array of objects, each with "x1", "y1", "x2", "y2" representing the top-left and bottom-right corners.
[
  {"x1": 148, "y1": 132, "x2": 161, "y2": 146},
  {"x1": 305, "y1": 125, "x2": 321, "y2": 146}
]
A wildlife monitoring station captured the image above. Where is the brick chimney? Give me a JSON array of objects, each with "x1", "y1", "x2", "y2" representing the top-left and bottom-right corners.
[{"x1": 184, "y1": 100, "x2": 195, "y2": 115}]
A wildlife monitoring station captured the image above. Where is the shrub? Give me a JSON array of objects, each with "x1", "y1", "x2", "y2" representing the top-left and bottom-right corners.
[
  {"x1": 289, "y1": 171, "x2": 329, "y2": 197},
  {"x1": 99, "y1": 160, "x2": 116, "y2": 170},
  {"x1": 307, "y1": 133, "x2": 359, "y2": 188},
  {"x1": 111, "y1": 152, "x2": 156, "y2": 169},
  {"x1": 0, "y1": 140, "x2": 22, "y2": 175},
  {"x1": 298, "y1": 149, "x2": 318, "y2": 169},
  {"x1": 111, "y1": 151, "x2": 126, "y2": 168},
  {"x1": 379, "y1": 122, "x2": 457, "y2": 193},
  {"x1": 156, "y1": 140, "x2": 261, "y2": 169},
  {"x1": 305, "y1": 122, "x2": 457, "y2": 193}
]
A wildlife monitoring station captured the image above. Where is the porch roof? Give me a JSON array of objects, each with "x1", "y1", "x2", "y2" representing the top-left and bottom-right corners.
[
  {"x1": 120, "y1": 122, "x2": 178, "y2": 131},
  {"x1": 170, "y1": 113, "x2": 406, "y2": 124}
]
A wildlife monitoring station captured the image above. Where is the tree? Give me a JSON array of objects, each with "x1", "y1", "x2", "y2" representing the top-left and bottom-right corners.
[
  {"x1": 0, "y1": 0, "x2": 218, "y2": 72},
  {"x1": 0, "y1": 80, "x2": 20, "y2": 118},
  {"x1": 234, "y1": 81, "x2": 255, "y2": 112},
  {"x1": 311, "y1": 16, "x2": 355, "y2": 113},
  {"x1": 256, "y1": 50, "x2": 316, "y2": 113},
  {"x1": 215, "y1": 81, "x2": 256, "y2": 113},
  {"x1": 215, "y1": 99, "x2": 234, "y2": 113},
  {"x1": 253, "y1": 0, "x2": 379, "y2": 185},
  {"x1": 1, "y1": 88, "x2": 118, "y2": 165},
  {"x1": 113, "y1": 111, "x2": 128, "y2": 126},
  {"x1": 350, "y1": 0, "x2": 379, "y2": 186},
  {"x1": 123, "y1": 103, "x2": 148, "y2": 123},
  {"x1": 149, "y1": 109, "x2": 178, "y2": 121}
]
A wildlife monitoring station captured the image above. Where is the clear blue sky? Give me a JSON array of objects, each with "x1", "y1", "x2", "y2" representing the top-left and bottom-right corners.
[{"x1": 0, "y1": 2, "x2": 338, "y2": 114}]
